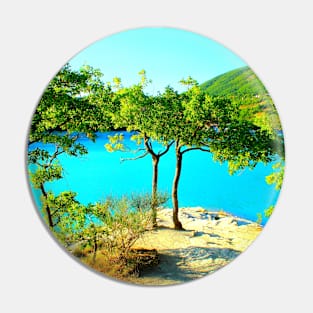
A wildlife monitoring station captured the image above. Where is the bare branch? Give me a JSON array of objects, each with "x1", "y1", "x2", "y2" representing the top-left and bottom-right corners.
[
  {"x1": 128, "y1": 147, "x2": 146, "y2": 154},
  {"x1": 143, "y1": 135, "x2": 157, "y2": 157},
  {"x1": 158, "y1": 140, "x2": 175, "y2": 157},
  {"x1": 51, "y1": 209, "x2": 59, "y2": 217},
  {"x1": 181, "y1": 146, "x2": 211, "y2": 155},
  {"x1": 120, "y1": 151, "x2": 149, "y2": 163},
  {"x1": 147, "y1": 138, "x2": 153, "y2": 151},
  {"x1": 45, "y1": 146, "x2": 64, "y2": 167}
]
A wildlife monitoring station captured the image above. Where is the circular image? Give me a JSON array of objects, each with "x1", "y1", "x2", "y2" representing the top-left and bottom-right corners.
[{"x1": 27, "y1": 27, "x2": 285, "y2": 286}]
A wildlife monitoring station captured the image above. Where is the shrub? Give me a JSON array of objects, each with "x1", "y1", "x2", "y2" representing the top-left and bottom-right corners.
[
  {"x1": 99, "y1": 195, "x2": 154, "y2": 259},
  {"x1": 129, "y1": 191, "x2": 169, "y2": 210},
  {"x1": 72, "y1": 193, "x2": 164, "y2": 262},
  {"x1": 65, "y1": 193, "x2": 163, "y2": 278},
  {"x1": 129, "y1": 191, "x2": 169, "y2": 227}
]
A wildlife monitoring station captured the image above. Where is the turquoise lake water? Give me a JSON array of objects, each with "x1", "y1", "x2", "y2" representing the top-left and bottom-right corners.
[{"x1": 29, "y1": 131, "x2": 281, "y2": 225}]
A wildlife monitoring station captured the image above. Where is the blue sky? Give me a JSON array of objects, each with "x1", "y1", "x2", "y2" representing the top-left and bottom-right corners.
[{"x1": 69, "y1": 27, "x2": 247, "y2": 94}]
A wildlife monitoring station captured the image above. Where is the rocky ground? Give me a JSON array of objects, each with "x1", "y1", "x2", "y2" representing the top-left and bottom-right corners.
[{"x1": 129, "y1": 207, "x2": 262, "y2": 286}]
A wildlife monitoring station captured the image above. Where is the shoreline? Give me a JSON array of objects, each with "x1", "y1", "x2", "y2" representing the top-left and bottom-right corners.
[
  {"x1": 157, "y1": 205, "x2": 266, "y2": 226},
  {"x1": 155, "y1": 206, "x2": 262, "y2": 229}
]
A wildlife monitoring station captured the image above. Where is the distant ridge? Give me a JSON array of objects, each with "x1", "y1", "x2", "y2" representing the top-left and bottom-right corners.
[
  {"x1": 200, "y1": 66, "x2": 282, "y2": 132},
  {"x1": 200, "y1": 66, "x2": 268, "y2": 96}
]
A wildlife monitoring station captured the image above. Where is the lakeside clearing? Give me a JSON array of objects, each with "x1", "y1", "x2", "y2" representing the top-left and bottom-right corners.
[{"x1": 108, "y1": 207, "x2": 262, "y2": 285}]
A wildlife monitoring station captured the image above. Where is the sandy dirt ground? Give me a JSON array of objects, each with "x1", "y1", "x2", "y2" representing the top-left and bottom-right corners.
[{"x1": 129, "y1": 207, "x2": 262, "y2": 286}]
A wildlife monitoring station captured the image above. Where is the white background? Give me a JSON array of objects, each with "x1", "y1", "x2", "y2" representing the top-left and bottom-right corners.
[{"x1": 1, "y1": 1, "x2": 312, "y2": 312}]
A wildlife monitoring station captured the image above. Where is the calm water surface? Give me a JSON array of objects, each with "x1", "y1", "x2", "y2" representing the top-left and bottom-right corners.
[{"x1": 29, "y1": 132, "x2": 281, "y2": 225}]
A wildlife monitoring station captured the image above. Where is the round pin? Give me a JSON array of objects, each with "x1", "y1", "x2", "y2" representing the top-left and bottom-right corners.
[{"x1": 27, "y1": 27, "x2": 284, "y2": 286}]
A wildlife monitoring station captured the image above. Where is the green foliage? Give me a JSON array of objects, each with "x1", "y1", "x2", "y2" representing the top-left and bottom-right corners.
[
  {"x1": 45, "y1": 192, "x2": 161, "y2": 264},
  {"x1": 264, "y1": 205, "x2": 274, "y2": 218},
  {"x1": 256, "y1": 205, "x2": 275, "y2": 225},
  {"x1": 109, "y1": 72, "x2": 284, "y2": 229},
  {"x1": 29, "y1": 64, "x2": 112, "y2": 144},
  {"x1": 102, "y1": 72, "x2": 175, "y2": 228},
  {"x1": 200, "y1": 66, "x2": 283, "y2": 133},
  {"x1": 102, "y1": 197, "x2": 152, "y2": 257},
  {"x1": 28, "y1": 133, "x2": 89, "y2": 228},
  {"x1": 104, "y1": 133, "x2": 126, "y2": 152},
  {"x1": 28, "y1": 64, "x2": 109, "y2": 229},
  {"x1": 48, "y1": 191, "x2": 87, "y2": 236},
  {"x1": 29, "y1": 163, "x2": 63, "y2": 188},
  {"x1": 160, "y1": 81, "x2": 278, "y2": 175},
  {"x1": 200, "y1": 66, "x2": 268, "y2": 97},
  {"x1": 109, "y1": 72, "x2": 173, "y2": 147},
  {"x1": 28, "y1": 63, "x2": 285, "y2": 237},
  {"x1": 256, "y1": 212, "x2": 263, "y2": 224},
  {"x1": 78, "y1": 194, "x2": 156, "y2": 260},
  {"x1": 266, "y1": 161, "x2": 285, "y2": 190},
  {"x1": 28, "y1": 135, "x2": 89, "y2": 188},
  {"x1": 129, "y1": 191, "x2": 169, "y2": 210},
  {"x1": 129, "y1": 191, "x2": 169, "y2": 225},
  {"x1": 130, "y1": 133, "x2": 144, "y2": 145}
]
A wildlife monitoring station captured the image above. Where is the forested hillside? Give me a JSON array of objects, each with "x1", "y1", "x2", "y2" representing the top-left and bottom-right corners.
[
  {"x1": 200, "y1": 66, "x2": 282, "y2": 132},
  {"x1": 200, "y1": 66, "x2": 268, "y2": 96}
]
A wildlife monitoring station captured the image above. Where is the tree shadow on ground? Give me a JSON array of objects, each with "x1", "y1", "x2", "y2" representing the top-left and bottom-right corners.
[{"x1": 138, "y1": 246, "x2": 241, "y2": 284}]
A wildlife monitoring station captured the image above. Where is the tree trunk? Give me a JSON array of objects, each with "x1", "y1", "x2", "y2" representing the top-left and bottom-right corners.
[
  {"x1": 40, "y1": 183, "x2": 53, "y2": 228},
  {"x1": 92, "y1": 238, "x2": 98, "y2": 263},
  {"x1": 172, "y1": 145, "x2": 184, "y2": 230},
  {"x1": 151, "y1": 155, "x2": 159, "y2": 227}
]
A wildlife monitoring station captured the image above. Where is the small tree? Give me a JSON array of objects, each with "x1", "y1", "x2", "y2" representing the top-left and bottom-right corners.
[
  {"x1": 159, "y1": 78, "x2": 279, "y2": 229},
  {"x1": 46, "y1": 191, "x2": 88, "y2": 243},
  {"x1": 28, "y1": 134, "x2": 87, "y2": 227},
  {"x1": 28, "y1": 64, "x2": 110, "y2": 227},
  {"x1": 104, "y1": 71, "x2": 174, "y2": 226}
]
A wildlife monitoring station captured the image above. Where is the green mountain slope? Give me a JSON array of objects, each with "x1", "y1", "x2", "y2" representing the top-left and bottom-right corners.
[
  {"x1": 200, "y1": 66, "x2": 282, "y2": 132},
  {"x1": 200, "y1": 66, "x2": 268, "y2": 96}
]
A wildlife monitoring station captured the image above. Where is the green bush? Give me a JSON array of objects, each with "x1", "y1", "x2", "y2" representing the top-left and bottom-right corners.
[
  {"x1": 129, "y1": 191, "x2": 169, "y2": 210},
  {"x1": 71, "y1": 193, "x2": 167, "y2": 263},
  {"x1": 97, "y1": 195, "x2": 154, "y2": 259}
]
